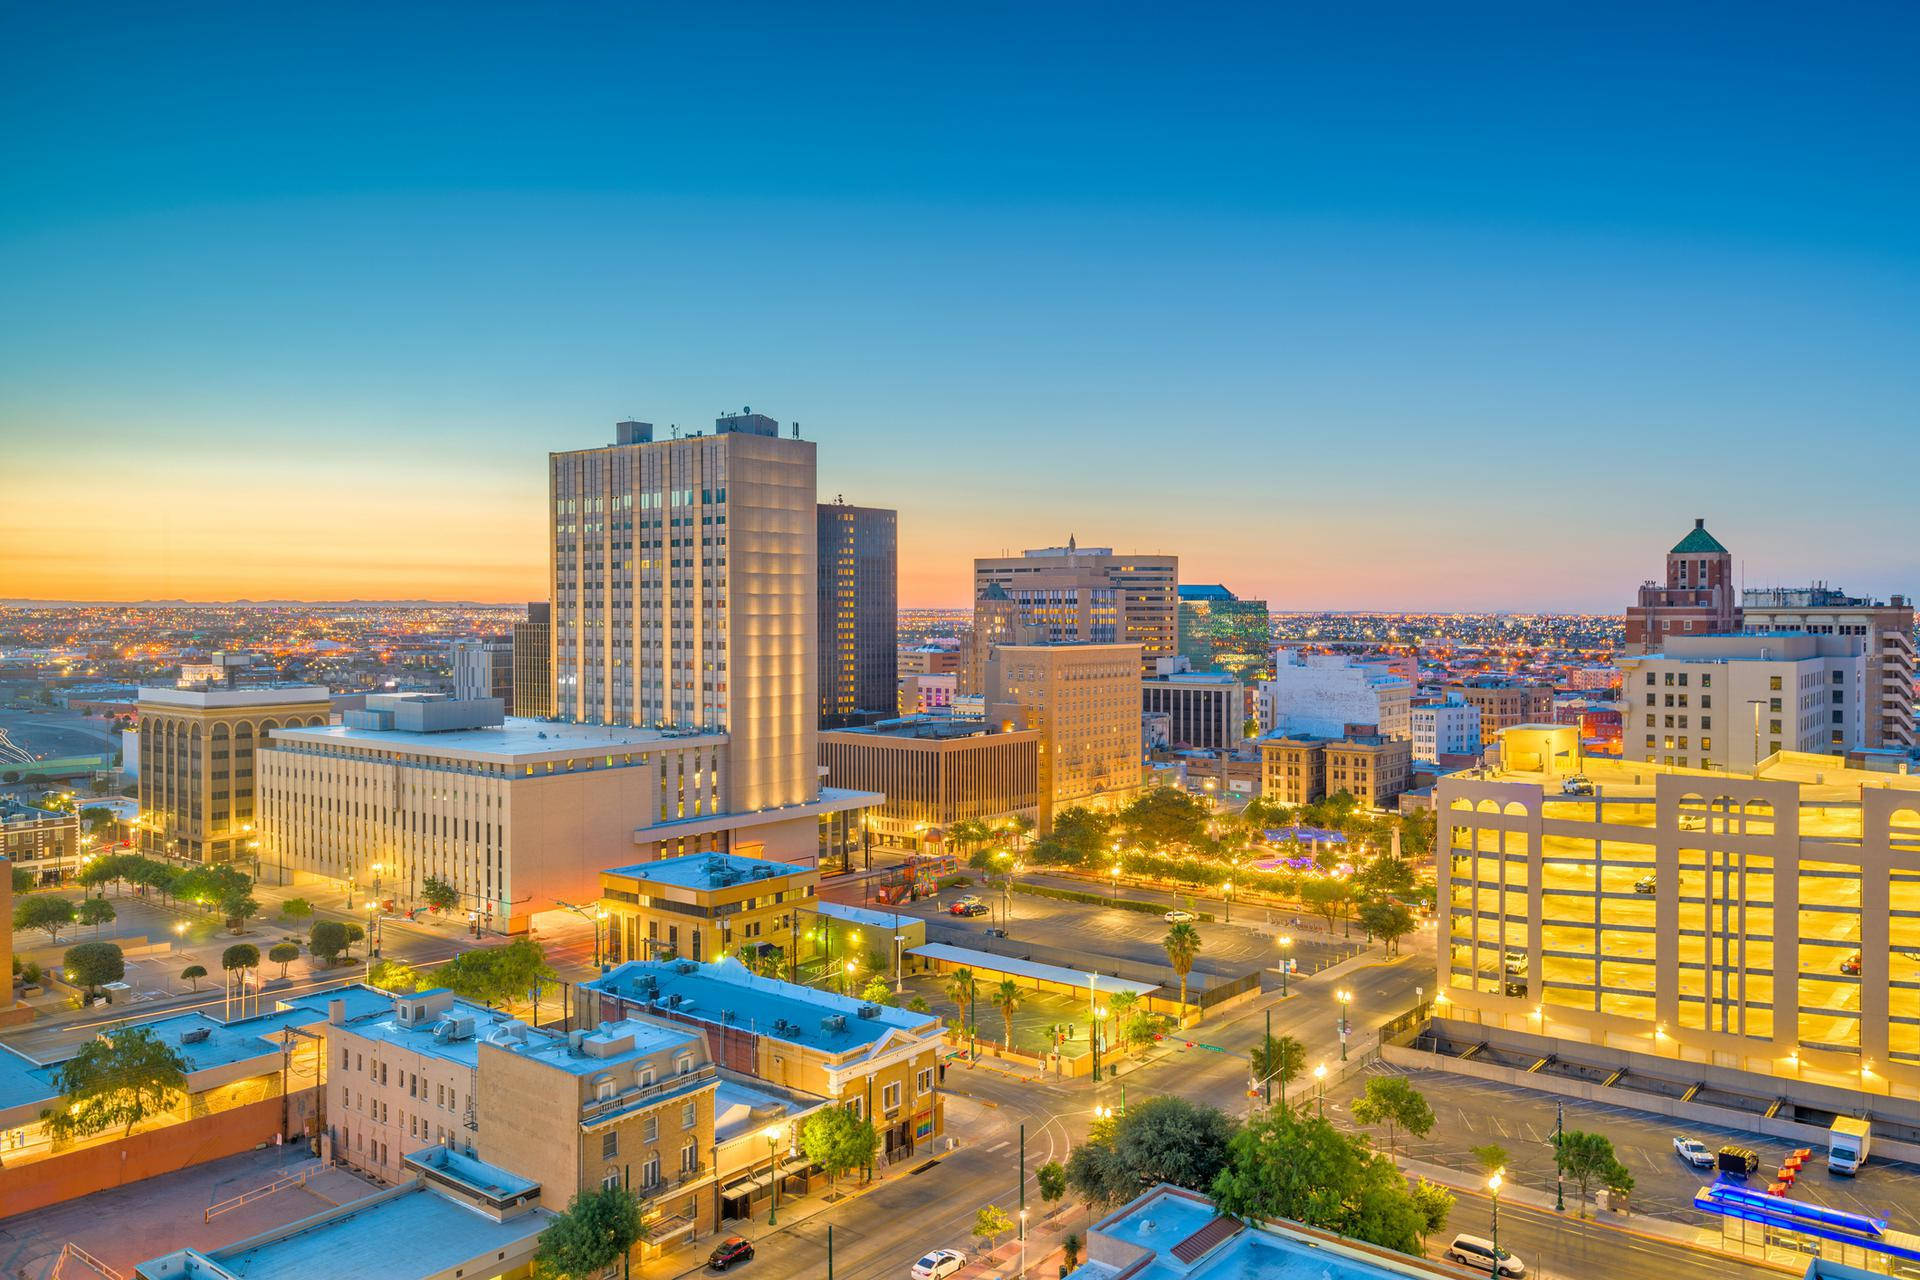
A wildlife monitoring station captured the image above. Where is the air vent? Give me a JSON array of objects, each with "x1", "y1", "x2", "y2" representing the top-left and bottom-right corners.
[{"x1": 180, "y1": 1027, "x2": 212, "y2": 1045}]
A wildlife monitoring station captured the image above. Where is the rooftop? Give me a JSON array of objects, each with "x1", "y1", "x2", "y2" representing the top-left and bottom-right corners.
[
  {"x1": 585, "y1": 957, "x2": 942, "y2": 1055},
  {"x1": 266, "y1": 715, "x2": 722, "y2": 764},
  {"x1": 907, "y1": 943, "x2": 1160, "y2": 996},
  {"x1": 403, "y1": 1144, "x2": 539, "y2": 1205},
  {"x1": 1178, "y1": 584, "x2": 1238, "y2": 602},
  {"x1": 137, "y1": 683, "x2": 331, "y2": 710},
  {"x1": 1670, "y1": 517, "x2": 1729, "y2": 555},
  {"x1": 825, "y1": 716, "x2": 1030, "y2": 742},
  {"x1": 603, "y1": 850, "x2": 813, "y2": 891}
]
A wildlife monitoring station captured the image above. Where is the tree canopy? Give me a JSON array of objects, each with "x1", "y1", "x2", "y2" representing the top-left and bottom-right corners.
[
  {"x1": 63, "y1": 941, "x2": 125, "y2": 995},
  {"x1": 420, "y1": 875, "x2": 460, "y2": 913},
  {"x1": 308, "y1": 919, "x2": 351, "y2": 967},
  {"x1": 433, "y1": 938, "x2": 556, "y2": 1008},
  {"x1": 800, "y1": 1105, "x2": 877, "y2": 1188},
  {"x1": 1065, "y1": 1095, "x2": 1237, "y2": 1207},
  {"x1": 1349, "y1": 1076, "x2": 1435, "y2": 1156},
  {"x1": 1210, "y1": 1105, "x2": 1430, "y2": 1256},
  {"x1": 15, "y1": 893, "x2": 76, "y2": 942},
  {"x1": 533, "y1": 1184, "x2": 642, "y2": 1280},
  {"x1": 1116, "y1": 788, "x2": 1212, "y2": 849},
  {"x1": 43, "y1": 1026, "x2": 188, "y2": 1139}
]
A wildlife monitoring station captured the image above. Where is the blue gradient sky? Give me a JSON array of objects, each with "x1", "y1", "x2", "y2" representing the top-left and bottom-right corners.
[{"x1": 3, "y1": 2, "x2": 1916, "y2": 608}]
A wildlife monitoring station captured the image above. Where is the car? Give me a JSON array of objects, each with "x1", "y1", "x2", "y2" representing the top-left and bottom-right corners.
[
  {"x1": 953, "y1": 902, "x2": 990, "y2": 918},
  {"x1": 708, "y1": 1237, "x2": 755, "y2": 1271},
  {"x1": 1634, "y1": 875, "x2": 1657, "y2": 895},
  {"x1": 1679, "y1": 814, "x2": 1706, "y2": 832},
  {"x1": 1561, "y1": 776, "x2": 1595, "y2": 797},
  {"x1": 1841, "y1": 951, "x2": 1862, "y2": 975},
  {"x1": 1164, "y1": 909, "x2": 1196, "y2": 924},
  {"x1": 910, "y1": 1248, "x2": 967, "y2": 1279},
  {"x1": 1501, "y1": 978, "x2": 1528, "y2": 998},
  {"x1": 1673, "y1": 1136, "x2": 1715, "y2": 1168},
  {"x1": 1502, "y1": 950, "x2": 1527, "y2": 975},
  {"x1": 1445, "y1": 1233, "x2": 1525, "y2": 1277}
]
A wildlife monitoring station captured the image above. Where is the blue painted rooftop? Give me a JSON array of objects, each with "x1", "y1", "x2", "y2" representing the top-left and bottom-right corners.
[
  {"x1": 585, "y1": 957, "x2": 941, "y2": 1055},
  {"x1": 603, "y1": 850, "x2": 811, "y2": 891}
]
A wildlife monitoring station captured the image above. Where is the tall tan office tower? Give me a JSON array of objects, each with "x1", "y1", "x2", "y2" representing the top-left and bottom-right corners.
[
  {"x1": 550, "y1": 413, "x2": 818, "y2": 813},
  {"x1": 973, "y1": 539, "x2": 1177, "y2": 677}
]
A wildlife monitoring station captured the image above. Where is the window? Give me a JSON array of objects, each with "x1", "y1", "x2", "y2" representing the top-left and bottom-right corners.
[
  {"x1": 641, "y1": 1156, "x2": 661, "y2": 1188},
  {"x1": 643, "y1": 1114, "x2": 659, "y2": 1142},
  {"x1": 602, "y1": 1130, "x2": 618, "y2": 1160},
  {"x1": 680, "y1": 1141, "x2": 698, "y2": 1172},
  {"x1": 676, "y1": 1055, "x2": 694, "y2": 1075},
  {"x1": 681, "y1": 1101, "x2": 696, "y2": 1129},
  {"x1": 603, "y1": 1168, "x2": 621, "y2": 1190},
  {"x1": 917, "y1": 1067, "x2": 933, "y2": 1095},
  {"x1": 882, "y1": 1081, "x2": 902, "y2": 1111},
  {"x1": 1770, "y1": 676, "x2": 1783, "y2": 691}
]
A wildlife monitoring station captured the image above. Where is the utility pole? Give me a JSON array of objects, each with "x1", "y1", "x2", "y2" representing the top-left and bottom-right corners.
[
  {"x1": 1263, "y1": 1007, "x2": 1272, "y2": 1105},
  {"x1": 1554, "y1": 1101, "x2": 1566, "y2": 1212},
  {"x1": 1019, "y1": 1121, "x2": 1027, "y2": 1278}
]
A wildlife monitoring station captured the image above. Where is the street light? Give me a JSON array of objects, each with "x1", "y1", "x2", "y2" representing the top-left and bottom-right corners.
[
  {"x1": 843, "y1": 958, "x2": 857, "y2": 996},
  {"x1": 1313, "y1": 1062, "x2": 1327, "y2": 1117},
  {"x1": 1336, "y1": 988, "x2": 1352, "y2": 1061},
  {"x1": 1092, "y1": 1003, "x2": 1109, "y2": 1083},
  {"x1": 1488, "y1": 1168, "x2": 1504, "y2": 1268},
  {"x1": 1277, "y1": 934, "x2": 1292, "y2": 997},
  {"x1": 1222, "y1": 880, "x2": 1234, "y2": 924},
  {"x1": 763, "y1": 1124, "x2": 783, "y2": 1225},
  {"x1": 1109, "y1": 863, "x2": 1121, "y2": 905}
]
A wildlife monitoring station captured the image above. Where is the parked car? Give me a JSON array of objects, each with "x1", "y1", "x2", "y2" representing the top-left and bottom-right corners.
[
  {"x1": 1634, "y1": 875, "x2": 1657, "y2": 895},
  {"x1": 1502, "y1": 950, "x2": 1527, "y2": 975},
  {"x1": 953, "y1": 901, "x2": 990, "y2": 918},
  {"x1": 1561, "y1": 776, "x2": 1595, "y2": 797},
  {"x1": 1164, "y1": 909, "x2": 1196, "y2": 923},
  {"x1": 1679, "y1": 814, "x2": 1706, "y2": 832},
  {"x1": 1445, "y1": 1233, "x2": 1525, "y2": 1277},
  {"x1": 911, "y1": 1248, "x2": 967, "y2": 1279},
  {"x1": 1841, "y1": 951, "x2": 1862, "y2": 975},
  {"x1": 1717, "y1": 1145, "x2": 1760, "y2": 1177},
  {"x1": 708, "y1": 1237, "x2": 754, "y2": 1271},
  {"x1": 1673, "y1": 1136, "x2": 1715, "y2": 1168},
  {"x1": 1501, "y1": 978, "x2": 1528, "y2": 999}
]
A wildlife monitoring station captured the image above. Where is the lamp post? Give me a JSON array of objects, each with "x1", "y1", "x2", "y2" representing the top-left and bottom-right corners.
[
  {"x1": 1222, "y1": 880, "x2": 1233, "y2": 924},
  {"x1": 1092, "y1": 1002, "x2": 1108, "y2": 1082},
  {"x1": 1109, "y1": 862, "x2": 1121, "y2": 905},
  {"x1": 1336, "y1": 988, "x2": 1352, "y2": 1061},
  {"x1": 843, "y1": 958, "x2": 857, "y2": 996},
  {"x1": 763, "y1": 1125, "x2": 783, "y2": 1225},
  {"x1": 1313, "y1": 1062, "x2": 1327, "y2": 1117},
  {"x1": 1278, "y1": 934, "x2": 1292, "y2": 996},
  {"x1": 893, "y1": 929, "x2": 907, "y2": 995},
  {"x1": 1488, "y1": 1169, "x2": 1504, "y2": 1267}
]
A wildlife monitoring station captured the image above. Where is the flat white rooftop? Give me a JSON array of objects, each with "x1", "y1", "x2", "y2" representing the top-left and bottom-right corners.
[
  {"x1": 266, "y1": 716, "x2": 725, "y2": 764},
  {"x1": 138, "y1": 684, "x2": 330, "y2": 709}
]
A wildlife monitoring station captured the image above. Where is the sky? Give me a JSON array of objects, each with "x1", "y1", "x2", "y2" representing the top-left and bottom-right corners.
[{"x1": 2, "y1": 2, "x2": 1916, "y2": 610}]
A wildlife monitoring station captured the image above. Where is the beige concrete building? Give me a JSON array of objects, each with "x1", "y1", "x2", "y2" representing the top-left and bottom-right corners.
[
  {"x1": 1438, "y1": 741, "x2": 1920, "y2": 1104},
  {"x1": 450, "y1": 637, "x2": 512, "y2": 704},
  {"x1": 601, "y1": 852, "x2": 819, "y2": 966},
  {"x1": 136, "y1": 682, "x2": 332, "y2": 865},
  {"x1": 973, "y1": 541, "x2": 1177, "y2": 678},
  {"x1": 1260, "y1": 734, "x2": 1327, "y2": 806},
  {"x1": 1743, "y1": 585, "x2": 1916, "y2": 750},
  {"x1": 550, "y1": 414, "x2": 817, "y2": 815},
  {"x1": 511, "y1": 602, "x2": 552, "y2": 719},
  {"x1": 987, "y1": 643, "x2": 1142, "y2": 829},
  {"x1": 583, "y1": 957, "x2": 947, "y2": 1161},
  {"x1": 258, "y1": 695, "x2": 726, "y2": 934},
  {"x1": 1260, "y1": 732, "x2": 1411, "y2": 809},
  {"x1": 819, "y1": 719, "x2": 1040, "y2": 848},
  {"x1": 1447, "y1": 679, "x2": 1554, "y2": 748}
]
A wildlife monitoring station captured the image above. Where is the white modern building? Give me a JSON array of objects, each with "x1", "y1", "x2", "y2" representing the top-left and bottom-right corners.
[
  {"x1": 449, "y1": 637, "x2": 513, "y2": 704},
  {"x1": 1742, "y1": 585, "x2": 1916, "y2": 751},
  {"x1": 1616, "y1": 634, "x2": 1866, "y2": 775},
  {"x1": 1411, "y1": 694, "x2": 1481, "y2": 763},
  {"x1": 1256, "y1": 650, "x2": 1411, "y2": 741}
]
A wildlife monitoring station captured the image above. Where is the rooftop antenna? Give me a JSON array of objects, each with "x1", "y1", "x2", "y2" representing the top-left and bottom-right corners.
[{"x1": 792, "y1": 421, "x2": 800, "y2": 438}]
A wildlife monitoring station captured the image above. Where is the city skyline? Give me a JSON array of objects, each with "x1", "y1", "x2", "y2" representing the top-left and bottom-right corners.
[{"x1": 4, "y1": 5, "x2": 1917, "y2": 610}]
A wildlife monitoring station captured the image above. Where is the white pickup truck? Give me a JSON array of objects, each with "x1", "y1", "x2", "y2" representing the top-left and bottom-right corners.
[{"x1": 1673, "y1": 1136, "x2": 1715, "y2": 1169}]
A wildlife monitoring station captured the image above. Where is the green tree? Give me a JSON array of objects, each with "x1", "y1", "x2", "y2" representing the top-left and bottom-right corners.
[
  {"x1": 10, "y1": 865, "x2": 31, "y2": 894},
  {"x1": 223, "y1": 894, "x2": 261, "y2": 934},
  {"x1": 1409, "y1": 1177, "x2": 1456, "y2": 1244},
  {"x1": 420, "y1": 875, "x2": 460, "y2": 914},
  {"x1": 1603, "y1": 1161, "x2": 1635, "y2": 1214},
  {"x1": 180, "y1": 963, "x2": 208, "y2": 991},
  {"x1": 1210, "y1": 1105, "x2": 1426, "y2": 1255},
  {"x1": 221, "y1": 943, "x2": 260, "y2": 979},
  {"x1": 1051, "y1": 807, "x2": 1114, "y2": 863},
  {"x1": 434, "y1": 937, "x2": 557, "y2": 1008},
  {"x1": 15, "y1": 893, "x2": 76, "y2": 943},
  {"x1": 1118, "y1": 788, "x2": 1211, "y2": 849},
  {"x1": 1161, "y1": 921, "x2": 1202, "y2": 1006},
  {"x1": 343, "y1": 922, "x2": 366, "y2": 954},
  {"x1": 1037, "y1": 1159, "x2": 1067, "y2": 1205},
  {"x1": 308, "y1": 919, "x2": 350, "y2": 967},
  {"x1": 1356, "y1": 899, "x2": 1416, "y2": 956},
  {"x1": 972, "y1": 1204, "x2": 1014, "y2": 1252},
  {"x1": 800, "y1": 1105, "x2": 878, "y2": 1192},
  {"x1": 859, "y1": 976, "x2": 896, "y2": 1007},
  {"x1": 1061, "y1": 1233, "x2": 1081, "y2": 1270},
  {"x1": 1299, "y1": 877, "x2": 1350, "y2": 934},
  {"x1": 267, "y1": 941, "x2": 301, "y2": 979},
  {"x1": 1067, "y1": 1095, "x2": 1236, "y2": 1206},
  {"x1": 533, "y1": 1184, "x2": 642, "y2": 1280},
  {"x1": 1556, "y1": 1130, "x2": 1622, "y2": 1218},
  {"x1": 1249, "y1": 1033, "x2": 1306, "y2": 1104},
  {"x1": 992, "y1": 978, "x2": 1022, "y2": 1048},
  {"x1": 944, "y1": 967, "x2": 977, "y2": 1034},
  {"x1": 42, "y1": 1026, "x2": 188, "y2": 1140},
  {"x1": 280, "y1": 897, "x2": 314, "y2": 922},
  {"x1": 76, "y1": 896, "x2": 116, "y2": 937},
  {"x1": 62, "y1": 941, "x2": 125, "y2": 998},
  {"x1": 1470, "y1": 1143, "x2": 1510, "y2": 1177},
  {"x1": 368, "y1": 958, "x2": 421, "y2": 992},
  {"x1": 1349, "y1": 1076, "x2": 1435, "y2": 1157},
  {"x1": 905, "y1": 994, "x2": 931, "y2": 1014}
]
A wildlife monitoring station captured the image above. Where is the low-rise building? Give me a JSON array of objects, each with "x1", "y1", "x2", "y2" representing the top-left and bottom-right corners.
[
  {"x1": 581, "y1": 957, "x2": 947, "y2": 1162},
  {"x1": 0, "y1": 798, "x2": 78, "y2": 884},
  {"x1": 1260, "y1": 732, "x2": 1412, "y2": 809},
  {"x1": 1258, "y1": 651, "x2": 1411, "y2": 741},
  {"x1": 1141, "y1": 659, "x2": 1245, "y2": 751},
  {"x1": 818, "y1": 718, "x2": 1040, "y2": 848},
  {"x1": 1410, "y1": 694, "x2": 1480, "y2": 764},
  {"x1": 896, "y1": 671, "x2": 956, "y2": 716},
  {"x1": 1446, "y1": 678, "x2": 1553, "y2": 748},
  {"x1": 1742, "y1": 584, "x2": 1916, "y2": 750},
  {"x1": 600, "y1": 852, "x2": 819, "y2": 966}
]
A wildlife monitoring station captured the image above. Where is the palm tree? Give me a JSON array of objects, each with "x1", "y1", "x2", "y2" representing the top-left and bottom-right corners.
[
  {"x1": 1107, "y1": 991, "x2": 1140, "y2": 1056},
  {"x1": 1162, "y1": 922, "x2": 1202, "y2": 1007},
  {"x1": 944, "y1": 967, "x2": 977, "y2": 1036},
  {"x1": 993, "y1": 979, "x2": 1022, "y2": 1048}
]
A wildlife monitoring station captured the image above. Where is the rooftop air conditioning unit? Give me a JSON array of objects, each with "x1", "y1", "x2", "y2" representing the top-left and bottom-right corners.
[
  {"x1": 821, "y1": 1015, "x2": 847, "y2": 1033},
  {"x1": 675, "y1": 961, "x2": 697, "y2": 975},
  {"x1": 857, "y1": 1003, "x2": 882, "y2": 1019},
  {"x1": 180, "y1": 1027, "x2": 212, "y2": 1045}
]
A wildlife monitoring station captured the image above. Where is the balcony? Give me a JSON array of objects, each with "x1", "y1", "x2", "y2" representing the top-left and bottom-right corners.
[{"x1": 579, "y1": 1065, "x2": 718, "y2": 1123}]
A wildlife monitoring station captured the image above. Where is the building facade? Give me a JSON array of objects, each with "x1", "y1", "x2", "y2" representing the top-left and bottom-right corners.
[
  {"x1": 1438, "y1": 753, "x2": 1920, "y2": 1104},
  {"x1": 987, "y1": 643, "x2": 1143, "y2": 828},
  {"x1": 817, "y1": 501, "x2": 898, "y2": 727},
  {"x1": 818, "y1": 719, "x2": 1040, "y2": 847},
  {"x1": 1743, "y1": 585, "x2": 1916, "y2": 751},
  {"x1": 1411, "y1": 694, "x2": 1481, "y2": 763},
  {"x1": 600, "y1": 852, "x2": 819, "y2": 966},
  {"x1": 1616, "y1": 634, "x2": 1866, "y2": 774},
  {"x1": 1260, "y1": 733, "x2": 1411, "y2": 809},
  {"x1": 511, "y1": 602, "x2": 552, "y2": 719},
  {"x1": 1140, "y1": 661, "x2": 1245, "y2": 752},
  {"x1": 136, "y1": 683, "x2": 332, "y2": 865},
  {"x1": 1447, "y1": 679, "x2": 1554, "y2": 748},
  {"x1": 973, "y1": 541, "x2": 1177, "y2": 677},
  {"x1": 451, "y1": 638, "x2": 513, "y2": 704},
  {"x1": 1175, "y1": 584, "x2": 1271, "y2": 680},
  {"x1": 1257, "y1": 651, "x2": 1412, "y2": 741},
  {"x1": 897, "y1": 646, "x2": 961, "y2": 677},
  {"x1": 0, "y1": 799, "x2": 78, "y2": 884},
  {"x1": 550, "y1": 414, "x2": 818, "y2": 814},
  {"x1": 896, "y1": 672, "x2": 956, "y2": 716},
  {"x1": 1624, "y1": 518, "x2": 1740, "y2": 653}
]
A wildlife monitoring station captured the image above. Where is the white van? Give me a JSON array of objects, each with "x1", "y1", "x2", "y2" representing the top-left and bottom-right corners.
[{"x1": 1446, "y1": 1234, "x2": 1525, "y2": 1276}]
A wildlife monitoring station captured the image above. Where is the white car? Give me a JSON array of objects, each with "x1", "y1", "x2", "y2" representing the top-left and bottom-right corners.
[
  {"x1": 1446, "y1": 1234, "x2": 1524, "y2": 1277},
  {"x1": 1674, "y1": 1135, "x2": 1715, "y2": 1168},
  {"x1": 911, "y1": 1249, "x2": 967, "y2": 1279},
  {"x1": 1164, "y1": 909, "x2": 1196, "y2": 924}
]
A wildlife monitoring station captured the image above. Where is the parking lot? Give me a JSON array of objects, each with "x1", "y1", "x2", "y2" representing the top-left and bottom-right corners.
[
  {"x1": 1338, "y1": 1063, "x2": 1920, "y2": 1230},
  {"x1": 896, "y1": 972, "x2": 1095, "y2": 1060}
]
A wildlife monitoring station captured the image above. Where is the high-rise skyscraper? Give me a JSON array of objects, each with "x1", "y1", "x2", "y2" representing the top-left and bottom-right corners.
[
  {"x1": 1176, "y1": 584, "x2": 1272, "y2": 679},
  {"x1": 816, "y1": 500, "x2": 898, "y2": 727},
  {"x1": 549, "y1": 413, "x2": 818, "y2": 813},
  {"x1": 972, "y1": 539, "x2": 1177, "y2": 678},
  {"x1": 511, "y1": 601, "x2": 552, "y2": 718},
  {"x1": 1624, "y1": 518, "x2": 1739, "y2": 653}
]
